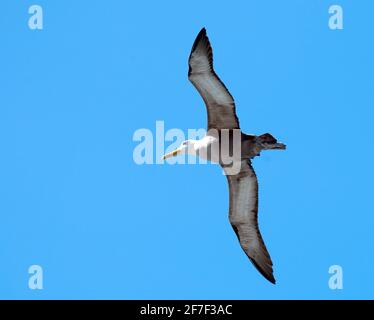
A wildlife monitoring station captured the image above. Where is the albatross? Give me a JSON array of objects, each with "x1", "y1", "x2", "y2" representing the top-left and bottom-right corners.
[{"x1": 162, "y1": 28, "x2": 286, "y2": 284}]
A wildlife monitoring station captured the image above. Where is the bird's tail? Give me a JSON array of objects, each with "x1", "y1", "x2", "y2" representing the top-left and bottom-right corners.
[{"x1": 258, "y1": 133, "x2": 286, "y2": 150}]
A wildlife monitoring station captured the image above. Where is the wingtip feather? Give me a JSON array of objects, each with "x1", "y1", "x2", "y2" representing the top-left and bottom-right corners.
[
  {"x1": 191, "y1": 27, "x2": 208, "y2": 52},
  {"x1": 249, "y1": 257, "x2": 276, "y2": 285}
]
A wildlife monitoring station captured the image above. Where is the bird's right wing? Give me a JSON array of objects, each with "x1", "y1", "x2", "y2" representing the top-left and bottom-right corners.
[
  {"x1": 224, "y1": 160, "x2": 276, "y2": 284},
  {"x1": 188, "y1": 28, "x2": 240, "y2": 130}
]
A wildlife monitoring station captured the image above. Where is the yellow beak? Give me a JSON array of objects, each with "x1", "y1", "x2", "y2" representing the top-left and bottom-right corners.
[{"x1": 162, "y1": 149, "x2": 180, "y2": 160}]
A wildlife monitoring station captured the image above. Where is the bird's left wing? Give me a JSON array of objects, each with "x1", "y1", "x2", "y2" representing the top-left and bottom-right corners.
[
  {"x1": 188, "y1": 28, "x2": 240, "y2": 130},
  {"x1": 224, "y1": 160, "x2": 276, "y2": 284}
]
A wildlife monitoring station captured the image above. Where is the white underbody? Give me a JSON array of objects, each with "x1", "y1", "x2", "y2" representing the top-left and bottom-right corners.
[{"x1": 189, "y1": 135, "x2": 243, "y2": 165}]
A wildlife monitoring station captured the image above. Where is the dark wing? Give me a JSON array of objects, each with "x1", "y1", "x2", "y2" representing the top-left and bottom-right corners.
[
  {"x1": 188, "y1": 28, "x2": 240, "y2": 130},
  {"x1": 224, "y1": 160, "x2": 276, "y2": 284}
]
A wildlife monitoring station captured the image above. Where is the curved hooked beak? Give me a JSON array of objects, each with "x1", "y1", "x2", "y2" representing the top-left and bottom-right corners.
[{"x1": 162, "y1": 148, "x2": 182, "y2": 160}]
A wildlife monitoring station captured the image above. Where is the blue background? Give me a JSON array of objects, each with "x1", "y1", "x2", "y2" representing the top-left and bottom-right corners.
[{"x1": 1, "y1": 0, "x2": 373, "y2": 299}]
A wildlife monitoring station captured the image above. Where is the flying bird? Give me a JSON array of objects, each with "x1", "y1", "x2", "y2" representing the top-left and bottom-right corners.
[{"x1": 162, "y1": 28, "x2": 286, "y2": 284}]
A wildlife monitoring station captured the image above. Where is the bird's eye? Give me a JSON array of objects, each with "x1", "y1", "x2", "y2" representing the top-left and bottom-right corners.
[{"x1": 182, "y1": 141, "x2": 188, "y2": 146}]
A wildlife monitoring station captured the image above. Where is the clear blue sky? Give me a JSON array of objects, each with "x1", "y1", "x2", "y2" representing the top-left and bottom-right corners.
[{"x1": 1, "y1": 0, "x2": 373, "y2": 299}]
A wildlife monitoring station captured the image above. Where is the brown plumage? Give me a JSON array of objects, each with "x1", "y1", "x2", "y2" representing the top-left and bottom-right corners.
[
  {"x1": 225, "y1": 161, "x2": 275, "y2": 284},
  {"x1": 188, "y1": 28, "x2": 240, "y2": 130},
  {"x1": 187, "y1": 28, "x2": 286, "y2": 284}
]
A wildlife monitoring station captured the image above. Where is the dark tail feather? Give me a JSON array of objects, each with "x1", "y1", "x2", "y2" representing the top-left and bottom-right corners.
[
  {"x1": 258, "y1": 133, "x2": 286, "y2": 150},
  {"x1": 258, "y1": 133, "x2": 277, "y2": 144}
]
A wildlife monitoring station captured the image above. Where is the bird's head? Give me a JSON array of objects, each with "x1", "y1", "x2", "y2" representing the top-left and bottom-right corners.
[{"x1": 162, "y1": 140, "x2": 195, "y2": 160}]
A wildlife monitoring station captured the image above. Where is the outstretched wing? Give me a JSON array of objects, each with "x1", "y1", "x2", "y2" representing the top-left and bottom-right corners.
[
  {"x1": 224, "y1": 160, "x2": 276, "y2": 284},
  {"x1": 188, "y1": 28, "x2": 240, "y2": 130}
]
